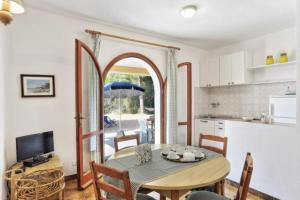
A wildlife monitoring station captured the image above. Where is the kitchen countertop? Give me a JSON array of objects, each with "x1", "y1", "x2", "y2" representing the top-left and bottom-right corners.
[{"x1": 194, "y1": 115, "x2": 296, "y2": 127}]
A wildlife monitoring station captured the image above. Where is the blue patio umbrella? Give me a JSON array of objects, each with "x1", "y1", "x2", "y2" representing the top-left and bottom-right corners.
[{"x1": 104, "y1": 81, "x2": 145, "y2": 130}]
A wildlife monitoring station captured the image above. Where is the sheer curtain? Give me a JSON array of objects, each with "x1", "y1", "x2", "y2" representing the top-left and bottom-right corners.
[
  {"x1": 166, "y1": 48, "x2": 178, "y2": 144},
  {"x1": 88, "y1": 34, "x2": 102, "y2": 152}
]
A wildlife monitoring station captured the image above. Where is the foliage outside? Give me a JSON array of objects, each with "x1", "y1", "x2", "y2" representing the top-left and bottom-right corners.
[{"x1": 104, "y1": 72, "x2": 154, "y2": 114}]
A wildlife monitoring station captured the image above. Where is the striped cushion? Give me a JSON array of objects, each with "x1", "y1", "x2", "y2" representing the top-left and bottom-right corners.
[
  {"x1": 187, "y1": 191, "x2": 229, "y2": 200},
  {"x1": 136, "y1": 193, "x2": 156, "y2": 200}
]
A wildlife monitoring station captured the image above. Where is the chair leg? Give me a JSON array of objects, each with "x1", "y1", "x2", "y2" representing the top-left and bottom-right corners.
[
  {"x1": 59, "y1": 190, "x2": 64, "y2": 200},
  {"x1": 160, "y1": 194, "x2": 166, "y2": 200}
]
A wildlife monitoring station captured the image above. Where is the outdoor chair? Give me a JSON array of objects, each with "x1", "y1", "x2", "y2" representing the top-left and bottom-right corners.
[{"x1": 104, "y1": 116, "x2": 117, "y2": 128}]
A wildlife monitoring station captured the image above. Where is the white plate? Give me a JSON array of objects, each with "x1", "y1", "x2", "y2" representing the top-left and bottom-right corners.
[{"x1": 180, "y1": 158, "x2": 196, "y2": 162}]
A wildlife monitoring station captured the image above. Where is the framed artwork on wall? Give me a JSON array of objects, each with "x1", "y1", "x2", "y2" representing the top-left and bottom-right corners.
[{"x1": 20, "y1": 74, "x2": 56, "y2": 97}]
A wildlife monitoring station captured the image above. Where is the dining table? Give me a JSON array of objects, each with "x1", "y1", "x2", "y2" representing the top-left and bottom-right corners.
[{"x1": 108, "y1": 144, "x2": 230, "y2": 200}]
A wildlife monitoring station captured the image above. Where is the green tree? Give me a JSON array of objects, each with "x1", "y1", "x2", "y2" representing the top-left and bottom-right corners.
[{"x1": 104, "y1": 72, "x2": 154, "y2": 114}]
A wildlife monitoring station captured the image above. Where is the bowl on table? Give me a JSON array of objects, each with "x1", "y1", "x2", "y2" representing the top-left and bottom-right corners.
[
  {"x1": 194, "y1": 151, "x2": 205, "y2": 159},
  {"x1": 167, "y1": 151, "x2": 180, "y2": 160},
  {"x1": 242, "y1": 116, "x2": 254, "y2": 122},
  {"x1": 181, "y1": 151, "x2": 196, "y2": 162}
]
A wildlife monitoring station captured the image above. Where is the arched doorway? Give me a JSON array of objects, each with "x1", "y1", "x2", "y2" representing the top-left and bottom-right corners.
[{"x1": 103, "y1": 53, "x2": 165, "y2": 154}]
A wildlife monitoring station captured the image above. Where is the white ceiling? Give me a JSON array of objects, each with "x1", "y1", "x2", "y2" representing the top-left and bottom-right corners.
[{"x1": 26, "y1": 0, "x2": 297, "y2": 50}]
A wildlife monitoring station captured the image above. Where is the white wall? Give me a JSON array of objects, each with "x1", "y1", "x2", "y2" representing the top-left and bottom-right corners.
[
  {"x1": 205, "y1": 28, "x2": 297, "y2": 84},
  {"x1": 297, "y1": 0, "x2": 300, "y2": 126},
  {"x1": 195, "y1": 27, "x2": 298, "y2": 116},
  {"x1": 0, "y1": 26, "x2": 8, "y2": 200},
  {"x1": 6, "y1": 8, "x2": 207, "y2": 175},
  {"x1": 209, "y1": 27, "x2": 297, "y2": 64},
  {"x1": 295, "y1": 2, "x2": 300, "y2": 199}
]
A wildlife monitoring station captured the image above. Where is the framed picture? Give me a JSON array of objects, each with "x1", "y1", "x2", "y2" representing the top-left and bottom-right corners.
[{"x1": 21, "y1": 74, "x2": 55, "y2": 97}]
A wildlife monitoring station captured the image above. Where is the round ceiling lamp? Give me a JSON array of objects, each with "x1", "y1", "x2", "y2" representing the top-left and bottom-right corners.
[
  {"x1": 0, "y1": 0, "x2": 25, "y2": 25},
  {"x1": 181, "y1": 5, "x2": 197, "y2": 18}
]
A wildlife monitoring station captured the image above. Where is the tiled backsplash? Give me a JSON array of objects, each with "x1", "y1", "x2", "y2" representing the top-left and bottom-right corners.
[{"x1": 195, "y1": 82, "x2": 296, "y2": 118}]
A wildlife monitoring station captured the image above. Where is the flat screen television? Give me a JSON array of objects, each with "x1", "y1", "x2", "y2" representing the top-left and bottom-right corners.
[{"x1": 16, "y1": 131, "x2": 54, "y2": 162}]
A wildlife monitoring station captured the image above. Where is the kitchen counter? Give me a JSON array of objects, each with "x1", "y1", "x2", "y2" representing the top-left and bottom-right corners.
[
  {"x1": 194, "y1": 115, "x2": 296, "y2": 127},
  {"x1": 193, "y1": 116, "x2": 298, "y2": 199}
]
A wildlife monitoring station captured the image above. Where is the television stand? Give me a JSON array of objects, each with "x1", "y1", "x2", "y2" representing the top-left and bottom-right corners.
[
  {"x1": 23, "y1": 155, "x2": 49, "y2": 167},
  {"x1": 6, "y1": 155, "x2": 64, "y2": 200}
]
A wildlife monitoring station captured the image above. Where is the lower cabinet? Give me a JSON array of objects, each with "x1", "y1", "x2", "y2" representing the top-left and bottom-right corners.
[{"x1": 194, "y1": 119, "x2": 225, "y2": 145}]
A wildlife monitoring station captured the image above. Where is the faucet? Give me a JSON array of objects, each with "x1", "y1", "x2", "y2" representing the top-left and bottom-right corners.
[{"x1": 210, "y1": 102, "x2": 220, "y2": 108}]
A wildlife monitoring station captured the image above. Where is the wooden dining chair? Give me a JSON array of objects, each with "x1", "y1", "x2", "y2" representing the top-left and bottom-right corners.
[
  {"x1": 114, "y1": 134, "x2": 140, "y2": 152},
  {"x1": 90, "y1": 161, "x2": 156, "y2": 200},
  {"x1": 199, "y1": 133, "x2": 228, "y2": 157},
  {"x1": 199, "y1": 133, "x2": 228, "y2": 195},
  {"x1": 187, "y1": 152, "x2": 253, "y2": 200},
  {"x1": 90, "y1": 161, "x2": 133, "y2": 200}
]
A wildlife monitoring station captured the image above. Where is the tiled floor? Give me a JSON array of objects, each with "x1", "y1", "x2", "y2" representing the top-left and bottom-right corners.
[{"x1": 64, "y1": 179, "x2": 265, "y2": 200}]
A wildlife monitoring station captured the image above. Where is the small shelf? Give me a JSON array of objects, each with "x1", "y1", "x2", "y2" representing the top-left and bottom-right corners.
[
  {"x1": 248, "y1": 61, "x2": 297, "y2": 70},
  {"x1": 250, "y1": 79, "x2": 296, "y2": 85}
]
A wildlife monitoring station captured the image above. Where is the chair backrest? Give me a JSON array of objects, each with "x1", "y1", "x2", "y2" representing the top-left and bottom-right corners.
[
  {"x1": 235, "y1": 152, "x2": 253, "y2": 200},
  {"x1": 199, "y1": 133, "x2": 228, "y2": 157},
  {"x1": 90, "y1": 161, "x2": 133, "y2": 200},
  {"x1": 114, "y1": 134, "x2": 140, "y2": 152}
]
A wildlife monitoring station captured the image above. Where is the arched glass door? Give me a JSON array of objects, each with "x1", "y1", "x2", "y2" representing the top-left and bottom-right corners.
[{"x1": 75, "y1": 39, "x2": 104, "y2": 189}]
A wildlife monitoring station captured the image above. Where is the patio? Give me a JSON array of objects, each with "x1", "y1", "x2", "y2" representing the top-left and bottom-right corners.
[{"x1": 104, "y1": 113, "x2": 154, "y2": 157}]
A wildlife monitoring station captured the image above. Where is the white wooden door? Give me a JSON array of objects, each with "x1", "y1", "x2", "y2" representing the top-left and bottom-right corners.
[
  {"x1": 231, "y1": 51, "x2": 245, "y2": 85},
  {"x1": 220, "y1": 55, "x2": 232, "y2": 86}
]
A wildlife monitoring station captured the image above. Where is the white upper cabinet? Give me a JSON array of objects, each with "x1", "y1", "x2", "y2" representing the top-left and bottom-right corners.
[
  {"x1": 200, "y1": 51, "x2": 252, "y2": 87},
  {"x1": 220, "y1": 51, "x2": 252, "y2": 86},
  {"x1": 200, "y1": 58, "x2": 220, "y2": 87},
  {"x1": 220, "y1": 55, "x2": 232, "y2": 86}
]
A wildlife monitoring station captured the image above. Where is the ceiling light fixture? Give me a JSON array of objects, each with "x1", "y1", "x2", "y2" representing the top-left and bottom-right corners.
[
  {"x1": 181, "y1": 5, "x2": 197, "y2": 18},
  {"x1": 0, "y1": 0, "x2": 25, "y2": 25}
]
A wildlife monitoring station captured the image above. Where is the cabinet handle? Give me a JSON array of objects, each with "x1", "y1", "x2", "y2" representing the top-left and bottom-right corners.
[
  {"x1": 218, "y1": 128, "x2": 223, "y2": 130},
  {"x1": 200, "y1": 120, "x2": 208, "y2": 123},
  {"x1": 218, "y1": 122, "x2": 223, "y2": 124},
  {"x1": 232, "y1": 82, "x2": 234, "y2": 85},
  {"x1": 228, "y1": 82, "x2": 230, "y2": 85}
]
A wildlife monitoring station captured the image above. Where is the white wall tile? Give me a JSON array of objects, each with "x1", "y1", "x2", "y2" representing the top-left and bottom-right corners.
[{"x1": 195, "y1": 81, "x2": 296, "y2": 118}]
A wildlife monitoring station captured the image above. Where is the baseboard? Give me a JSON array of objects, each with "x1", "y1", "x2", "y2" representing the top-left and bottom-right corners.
[
  {"x1": 226, "y1": 179, "x2": 279, "y2": 200},
  {"x1": 65, "y1": 174, "x2": 78, "y2": 181}
]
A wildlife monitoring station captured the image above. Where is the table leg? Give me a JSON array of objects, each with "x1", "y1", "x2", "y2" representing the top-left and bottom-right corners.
[
  {"x1": 220, "y1": 179, "x2": 225, "y2": 196},
  {"x1": 171, "y1": 190, "x2": 180, "y2": 200},
  {"x1": 214, "y1": 182, "x2": 221, "y2": 195}
]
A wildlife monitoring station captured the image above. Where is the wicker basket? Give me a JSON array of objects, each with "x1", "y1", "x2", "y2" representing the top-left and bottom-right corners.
[{"x1": 15, "y1": 169, "x2": 65, "y2": 200}]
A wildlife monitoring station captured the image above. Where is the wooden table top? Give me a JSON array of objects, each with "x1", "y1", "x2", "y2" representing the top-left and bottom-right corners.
[
  {"x1": 11, "y1": 155, "x2": 64, "y2": 176},
  {"x1": 109, "y1": 144, "x2": 230, "y2": 190}
]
